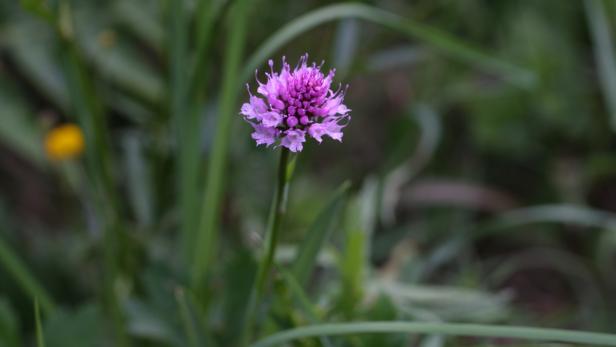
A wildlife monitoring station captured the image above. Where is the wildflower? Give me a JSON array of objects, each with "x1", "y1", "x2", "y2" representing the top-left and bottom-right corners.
[
  {"x1": 44, "y1": 123, "x2": 85, "y2": 161},
  {"x1": 240, "y1": 54, "x2": 351, "y2": 152}
]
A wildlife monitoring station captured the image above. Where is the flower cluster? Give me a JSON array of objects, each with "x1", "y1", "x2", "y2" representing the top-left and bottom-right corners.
[{"x1": 240, "y1": 54, "x2": 350, "y2": 152}]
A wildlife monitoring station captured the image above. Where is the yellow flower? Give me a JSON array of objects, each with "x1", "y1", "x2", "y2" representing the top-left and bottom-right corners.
[{"x1": 44, "y1": 124, "x2": 85, "y2": 161}]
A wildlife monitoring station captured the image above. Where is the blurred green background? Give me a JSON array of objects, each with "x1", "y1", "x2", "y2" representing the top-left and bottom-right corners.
[{"x1": 1, "y1": 0, "x2": 616, "y2": 346}]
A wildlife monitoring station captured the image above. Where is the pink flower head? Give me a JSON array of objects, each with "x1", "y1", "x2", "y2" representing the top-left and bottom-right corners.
[{"x1": 240, "y1": 54, "x2": 351, "y2": 152}]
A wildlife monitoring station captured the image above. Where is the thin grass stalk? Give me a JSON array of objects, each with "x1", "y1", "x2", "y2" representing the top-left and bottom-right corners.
[
  {"x1": 175, "y1": 287, "x2": 199, "y2": 347},
  {"x1": 181, "y1": 0, "x2": 226, "y2": 263},
  {"x1": 34, "y1": 298, "x2": 46, "y2": 347},
  {"x1": 191, "y1": 0, "x2": 250, "y2": 290},
  {"x1": 0, "y1": 236, "x2": 54, "y2": 314},
  {"x1": 167, "y1": 0, "x2": 200, "y2": 265},
  {"x1": 584, "y1": 0, "x2": 616, "y2": 132},
  {"x1": 55, "y1": 2, "x2": 128, "y2": 345},
  {"x1": 250, "y1": 322, "x2": 616, "y2": 347},
  {"x1": 239, "y1": 148, "x2": 296, "y2": 347},
  {"x1": 191, "y1": 0, "x2": 226, "y2": 98}
]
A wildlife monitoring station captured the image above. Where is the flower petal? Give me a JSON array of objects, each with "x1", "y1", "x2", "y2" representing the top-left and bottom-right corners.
[
  {"x1": 281, "y1": 129, "x2": 306, "y2": 152},
  {"x1": 251, "y1": 125, "x2": 278, "y2": 146}
]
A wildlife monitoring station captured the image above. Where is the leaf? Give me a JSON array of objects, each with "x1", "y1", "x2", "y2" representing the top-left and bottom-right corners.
[
  {"x1": 35, "y1": 298, "x2": 46, "y2": 347},
  {"x1": 478, "y1": 204, "x2": 616, "y2": 236},
  {"x1": 73, "y1": 5, "x2": 163, "y2": 105},
  {"x1": 0, "y1": 298, "x2": 20, "y2": 347},
  {"x1": 4, "y1": 17, "x2": 70, "y2": 111},
  {"x1": 0, "y1": 232, "x2": 55, "y2": 314},
  {"x1": 585, "y1": 0, "x2": 616, "y2": 131},
  {"x1": 291, "y1": 181, "x2": 350, "y2": 285},
  {"x1": 250, "y1": 322, "x2": 616, "y2": 347},
  {"x1": 337, "y1": 196, "x2": 367, "y2": 318},
  {"x1": 242, "y1": 3, "x2": 535, "y2": 88},
  {"x1": 191, "y1": 0, "x2": 251, "y2": 289},
  {"x1": 112, "y1": 1, "x2": 163, "y2": 53},
  {"x1": 0, "y1": 79, "x2": 45, "y2": 166},
  {"x1": 121, "y1": 132, "x2": 153, "y2": 226},
  {"x1": 367, "y1": 281, "x2": 511, "y2": 322}
]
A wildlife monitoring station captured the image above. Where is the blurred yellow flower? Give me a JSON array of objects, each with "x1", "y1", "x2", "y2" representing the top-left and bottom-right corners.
[{"x1": 44, "y1": 124, "x2": 85, "y2": 161}]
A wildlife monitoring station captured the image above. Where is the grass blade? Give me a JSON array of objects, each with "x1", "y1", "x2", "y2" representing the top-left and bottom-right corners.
[
  {"x1": 192, "y1": 0, "x2": 250, "y2": 290},
  {"x1": 34, "y1": 298, "x2": 46, "y2": 347},
  {"x1": 585, "y1": 0, "x2": 616, "y2": 131},
  {"x1": 167, "y1": 0, "x2": 200, "y2": 265},
  {"x1": 280, "y1": 270, "x2": 335, "y2": 347},
  {"x1": 241, "y1": 3, "x2": 535, "y2": 88},
  {"x1": 291, "y1": 181, "x2": 351, "y2": 285},
  {"x1": 175, "y1": 288, "x2": 199, "y2": 347},
  {"x1": 250, "y1": 322, "x2": 616, "y2": 347},
  {"x1": 0, "y1": 235, "x2": 54, "y2": 314},
  {"x1": 478, "y1": 204, "x2": 616, "y2": 236}
]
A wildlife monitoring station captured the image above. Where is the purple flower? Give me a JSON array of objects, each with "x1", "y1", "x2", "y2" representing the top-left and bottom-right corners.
[{"x1": 240, "y1": 54, "x2": 351, "y2": 152}]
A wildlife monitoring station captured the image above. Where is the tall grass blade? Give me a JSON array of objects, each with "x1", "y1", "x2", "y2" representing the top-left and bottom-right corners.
[
  {"x1": 280, "y1": 270, "x2": 335, "y2": 347},
  {"x1": 250, "y1": 322, "x2": 616, "y2": 347},
  {"x1": 175, "y1": 288, "x2": 199, "y2": 347},
  {"x1": 34, "y1": 298, "x2": 46, "y2": 347},
  {"x1": 585, "y1": 0, "x2": 616, "y2": 132},
  {"x1": 192, "y1": 0, "x2": 250, "y2": 290},
  {"x1": 167, "y1": 0, "x2": 199, "y2": 265},
  {"x1": 291, "y1": 181, "x2": 351, "y2": 285},
  {"x1": 478, "y1": 204, "x2": 616, "y2": 236},
  {"x1": 242, "y1": 4, "x2": 535, "y2": 88},
  {"x1": 0, "y1": 83, "x2": 45, "y2": 167},
  {"x1": 0, "y1": 236, "x2": 54, "y2": 314},
  {"x1": 55, "y1": 1, "x2": 128, "y2": 344}
]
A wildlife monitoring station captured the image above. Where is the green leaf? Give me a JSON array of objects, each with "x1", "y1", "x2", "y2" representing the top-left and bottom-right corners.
[
  {"x1": 34, "y1": 298, "x2": 46, "y2": 347},
  {"x1": 0, "y1": 233, "x2": 54, "y2": 314},
  {"x1": 279, "y1": 270, "x2": 335, "y2": 347},
  {"x1": 250, "y1": 322, "x2": 616, "y2": 347},
  {"x1": 0, "y1": 80, "x2": 45, "y2": 167},
  {"x1": 585, "y1": 0, "x2": 616, "y2": 132},
  {"x1": 19, "y1": 0, "x2": 53, "y2": 23},
  {"x1": 0, "y1": 298, "x2": 20, "y2": 347},
  {"x1": 121, "y1": 133, "x2": 153, "y2": 226},
  {"x1": 112, "y1": 1, "x2": 163, "y2": 53},
  {"x1": 73, "y1": 5, "x2": 163, "y2": 105},
  {"x1": 242, "y1": 3, "x2": 535, "y2": 88},
  {"x1": 478, "y1": 204, "x2": 616, "y2": 236},
  {"x1": 291, "y1": 181, "x2": 350, "y2": 285},
  {"x1": 4, "y1": 17, "x2": 70, "y2": 111},
  {"x1": 191, "y1": 0, "x2": 251, "y2": 289}
]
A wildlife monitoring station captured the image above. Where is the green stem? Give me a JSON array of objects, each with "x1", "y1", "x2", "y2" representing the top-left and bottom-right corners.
[
  {"x1": 34, "y1": 298, "x2": 46, "y2": 347},
  {"x1": 55, "y1": 2, "x2": 128, "y2": 345},
  {"x1": 250, "y1": 322, "x2": 616, "y2": 347},
  {"x1": 240, "y1": 148, "x2": 295, "y2": 346},
  {"x1": 191, "y1": 0, "x2": 250, "y2": 290}
]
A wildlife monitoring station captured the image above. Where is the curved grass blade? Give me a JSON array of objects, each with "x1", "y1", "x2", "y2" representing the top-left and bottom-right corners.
[
  {"x1": 250, "y1": 322, "x2": 616, "y2": 347},
  {"x1": 291, "y1": 181, "x2": 351, "y2": 285},
  {"x1": 241, "y1": 4, "x2": 535, "y2": 88},
  {"x1": 381, "y1": 104, "x2": 441, "y2": 225},
  {"x1": 585, "y1": 0, "x2": 616, "y2": 132},
  {"x1": 477, "y1": 204, "x2": 616, "y2": 237},
  {"x1": 0, "y1": 235, "x2": 54, "y2": 314}
]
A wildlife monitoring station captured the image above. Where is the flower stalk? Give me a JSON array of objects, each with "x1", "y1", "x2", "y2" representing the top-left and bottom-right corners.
[{"x1": 240, "y1": 147, "x2": 296, "y2": 346}]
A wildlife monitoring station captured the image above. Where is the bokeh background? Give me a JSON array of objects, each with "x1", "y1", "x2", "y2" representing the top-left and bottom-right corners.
[{"x1": 1, "y1": 0, "x2": 616, "y2": 346}]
